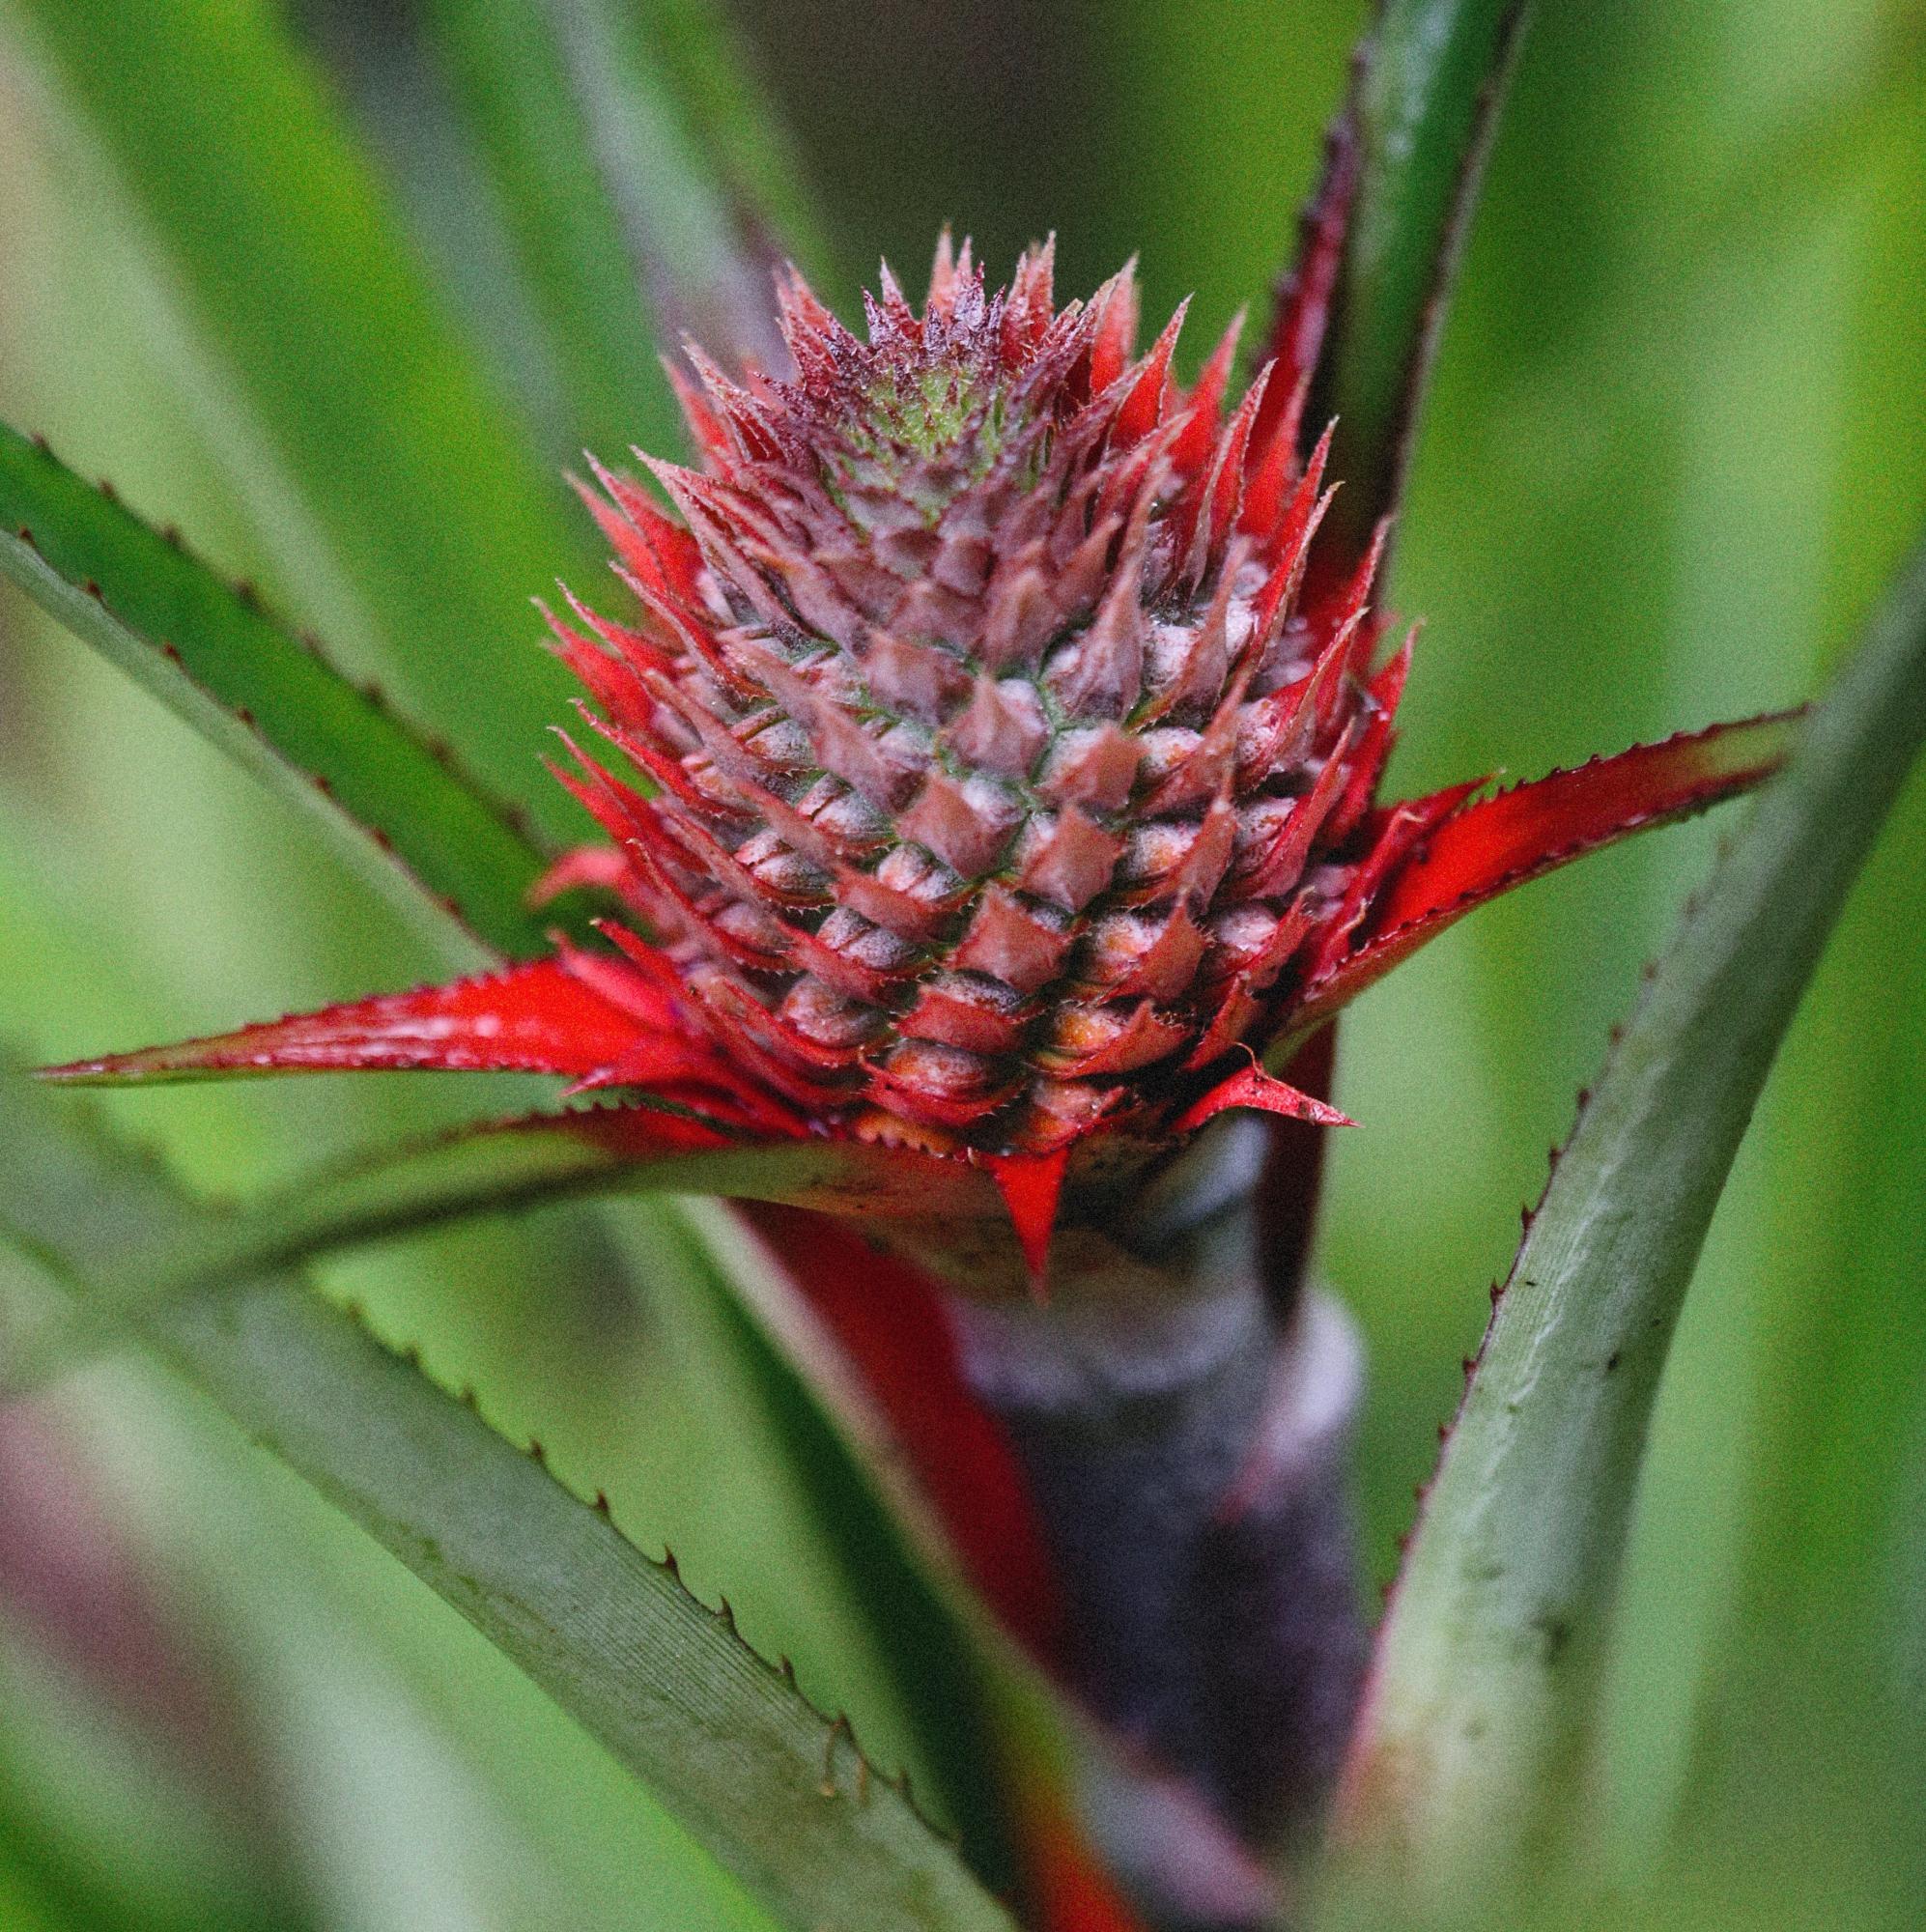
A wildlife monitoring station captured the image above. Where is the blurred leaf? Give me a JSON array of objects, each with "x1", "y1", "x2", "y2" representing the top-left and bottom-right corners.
[
  {"x1": 0, "y1": 423, "x2": 555, "y2": 962},
  {"x1": 422, "y1": 0, "x2": 815, "y2": 441},
  {"x1": 27, "y1": 1099, "x2": 1230, "y2": 1917},
  {"x1": 1313, "y1": 0, "x2": 1526, "y2": 567},
  {"x1": 640, "y1": 0, "x2": 829, "y2": 277},
  {"x1": 0, "y1": 1073, "x2": 1018, "y2": 1932},
  {"x1": 0, "y1": 1780, "x2": 265, "y2": 1932},
  {"x1": 0, "y1": 1653, "x2": 308, "y2": 1932},
  {"x1": 45, "y1": 1109, "x2": 996, "y2": 1315},
  {"x1": 1325, "y1": 527, "x2": 1926, "y2": 1920},
  {"x1": 7, "y1": 1109, "x2": 1185, "y2": 1915},
  {"x1": 635, "y1": 1204, "x2": 1022, "y2": 1891},
  {"x1": 0, "y1": 0, "x2": 595, "y2": 839},
  {"x1": 415, "y1": 0, "x2": 697, "y2": 467}
]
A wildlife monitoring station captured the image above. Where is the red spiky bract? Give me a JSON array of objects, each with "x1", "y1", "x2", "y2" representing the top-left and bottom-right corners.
[
  {"x1": 49, "y1": 241, "x2": 1799, "y2": 1276},
  {"x1": 552, "y1": 237, "x2": 1402, "y2": 1176}
]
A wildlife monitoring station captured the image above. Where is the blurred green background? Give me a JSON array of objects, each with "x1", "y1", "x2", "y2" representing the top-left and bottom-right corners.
[{"x1": 1, "y1": 1, "x2": 1922, "y2": 1926}]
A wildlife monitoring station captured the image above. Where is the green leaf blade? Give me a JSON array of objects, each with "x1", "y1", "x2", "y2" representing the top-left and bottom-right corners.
[
  {"x1": 641, "y1": 0, "x2": 831, "y2": 279},
  {"x1": 0, "y1": 1076, "x2": 1019, "y2": 1932},
  {"x1": 166, "y1": 1283, "x2": 1011, "y2": 1932},
  {"x1": 534, "y1": 0, "x2": 823, "y2": 367},
  {"x1": 1, "y1": 0, "x2": 596, "y2": 838},
  {"x1": 420, "y1": 0, "x2": 822, "y2": 466},
  {"x1": 143, "y1": 1112, "x2": 1002, "y2": 1297},
  {"x1": 1327, "y1": 530, "x2": 1926, "y2": 1918},
  {"x1": 0, "y1": 424, "x2": 553, "y2": 962},
  {"x1": 1313, "y1": 0, "x2": 1527, "y2": 566},
  {"x1": 417, "y1": 0, "x2": 687, "y2": 467}
]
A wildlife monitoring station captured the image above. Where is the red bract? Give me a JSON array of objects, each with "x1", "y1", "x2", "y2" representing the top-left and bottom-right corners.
[{"x1": 46, "y1": 240, "x2": 1797, "y2": 1278}]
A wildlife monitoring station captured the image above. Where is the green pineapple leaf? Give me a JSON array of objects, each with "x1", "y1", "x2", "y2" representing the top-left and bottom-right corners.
[
  {"x1": 640, "y1": 0, "x2": 830, "y2": 277},
  {"x1": 419, "y1": 0, "x2": 826, "y2": 469},
  {"x1": 1325, "y1": 527, "x2": 1926, "y2": 1919},
  {"x1": 0, "y1": 423, "x2": 558, "y2": 962},
  {"x1": 1314, "y1": 0, "x2": 1527, "y2": 567},
  {"x1": 24, "y1": 1114, "x2": 998, "y2": 1321},
  {"x1": 0, "y1": 1070, "x2": 1020, "y2": 1932}
]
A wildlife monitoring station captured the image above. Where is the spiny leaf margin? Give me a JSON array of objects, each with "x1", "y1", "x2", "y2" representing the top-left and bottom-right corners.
[
  {"x1": 0, "y1": 1069, "x2": 1020, "y2": 1932},
  {"x1": 1326, "y1": 527, "x2": 1926, "y2": 1917},
  {"x1": 0, "y1": 424, "x2": 556, "y2": 961}
]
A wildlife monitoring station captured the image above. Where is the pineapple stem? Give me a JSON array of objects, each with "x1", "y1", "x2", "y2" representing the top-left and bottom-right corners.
[{"x1": 944, "y1": 1158, "x2": 1367, "y2": 1914}]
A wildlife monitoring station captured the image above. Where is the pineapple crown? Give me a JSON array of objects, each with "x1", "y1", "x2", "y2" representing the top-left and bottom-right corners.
[{"x1": 547, "y1": 237, "x2": 1397, "y2": 1166}]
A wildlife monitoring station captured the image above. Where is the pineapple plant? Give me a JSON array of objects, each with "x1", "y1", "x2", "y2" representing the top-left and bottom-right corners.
[{"x1": 1, "y1": 2, "x2": 1922, "y2": 1929}]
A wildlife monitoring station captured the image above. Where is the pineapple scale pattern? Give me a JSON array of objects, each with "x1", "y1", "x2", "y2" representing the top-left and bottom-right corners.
[{"x1": 546, "y1": 238, "x2": 1404, "y2": 1159}]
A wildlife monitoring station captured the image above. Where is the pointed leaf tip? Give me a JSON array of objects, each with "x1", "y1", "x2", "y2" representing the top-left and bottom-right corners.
[
  {"x1": 981, "y1": 1149, "x2": 1072, "y2": 1297},
  {"x1": 1175, "y1": 1063, "x2": 1356, "y2": 1136},
  {"x1": 37, "y1": 958, "x2": 651, "y2": 1086},
  {"x1": 1372, "y1": 710, "x2": 1804, "y2": 939},
  {"x1": 1289, "y1": 710, "x2": 1804, "y2": 1040}
]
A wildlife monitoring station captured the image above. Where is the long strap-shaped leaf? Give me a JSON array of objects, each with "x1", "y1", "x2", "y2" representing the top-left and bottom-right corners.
[
  {"x1": 520, "y1": 0, "x2": 783, "y2": 373},
  {"x1": 0, "y1": 425, "x2": 554, "y2": 961},
  {"x1": 1324, "y1": 528, "x2": 1926, "y2": 1918},
  {"x1": 1303, "y1": 0, "x2": 1528, "y2": 570},
  {"x1": 416, "y1": 0, "x2": 683, "y2": 467},
  {"x1": 0, "y1": 0, "x2": 595, "y2": 841},
  {"x1": 123, "y1": 1111, "x2": 1005, "y2": 1300},
  {"x1": 0, "y1": 1075, "x2": 1017, "y2": 1932},
  {"x1": 636, "y1": 0, "x2": 829, "y2": 276},
  {"x1": 0, "y1": 1096, "x2": 1000, "y2": 1433}
]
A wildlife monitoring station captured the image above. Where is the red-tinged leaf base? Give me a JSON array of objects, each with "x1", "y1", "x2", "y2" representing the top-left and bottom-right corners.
[
  {"x1": 745, "y1": 1204, "x2": 1066, "y2": 1658},
  {"x1": 1375, "y1": 712, "x2": 1803, "y2": 936},
  {"x1": 442, "y1": 1104, "x2": 1006, "y2": 1225},
  {"x1": 36, "y1": 958, "x2": 648, "y2": 1084},
  {"x1": 1018, "y1": 1793, "x2": 1157, "y2": 1932},
  {"x1": 1256, "y1": 1029, "x2": 1342, "y2": 1312},
  {"x1": 42, "y1": 708, "x2": 1795, "y2": 1289},
  {"x1": 37, "y1": 953, "x2": 807, "y2": 1139}
]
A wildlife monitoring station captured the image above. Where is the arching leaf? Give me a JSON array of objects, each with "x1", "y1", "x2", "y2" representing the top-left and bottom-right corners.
[
  {"x1": 1328, "y1": 531, "x2": 1926, "y2": 1916},
  {"x1": 0, "y1": 424, "x2": 555, "y2": 961},
  {"x1": 0, "y1": 1070, "x2": 1020, "y2": 1932}
]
